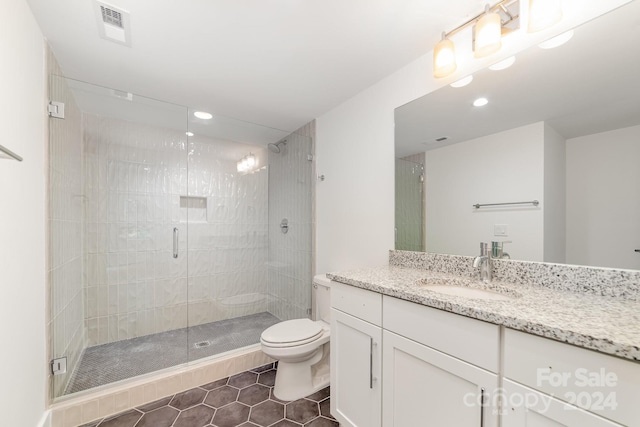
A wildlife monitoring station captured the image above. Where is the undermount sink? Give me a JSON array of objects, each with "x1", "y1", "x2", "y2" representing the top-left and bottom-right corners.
[{"x1": 417, "y1": 277, "x2": 519, "y2": 301}]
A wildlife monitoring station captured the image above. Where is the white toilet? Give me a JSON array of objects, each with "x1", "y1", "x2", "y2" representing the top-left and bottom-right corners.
[{"x1": 260, "y1": 274, "x2": 332, "y2": 401}]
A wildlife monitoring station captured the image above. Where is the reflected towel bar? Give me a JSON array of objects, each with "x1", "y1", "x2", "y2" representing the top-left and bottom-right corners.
[
  {"x1": 0, "y1": 144, "x2": 23, "y2": 162},
  {"x1": 473, "y1": 200, "x2": 539, "y2": 209}
]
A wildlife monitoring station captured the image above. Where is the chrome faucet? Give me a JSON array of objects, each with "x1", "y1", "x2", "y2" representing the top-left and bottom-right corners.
[
  {"x1": 473, "y1": 242, "x2": 492, "y2": 283},
  {"x1": 491, "y1": 241, "x2": 511, "y2": 260}
]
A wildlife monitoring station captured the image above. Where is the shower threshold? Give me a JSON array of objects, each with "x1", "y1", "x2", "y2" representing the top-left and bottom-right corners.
[{"x1": 64, "y1": 312, "x2": 280, "y2": 395}]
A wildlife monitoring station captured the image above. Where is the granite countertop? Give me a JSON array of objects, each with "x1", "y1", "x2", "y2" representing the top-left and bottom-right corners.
[{"x1": 327, "y1": 266, "x2": 640, "y2": 362}]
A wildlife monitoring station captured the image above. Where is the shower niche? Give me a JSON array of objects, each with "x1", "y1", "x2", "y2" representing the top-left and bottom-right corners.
[{"x1": 47, "y1": 75, "x2": 314, "y2": 399}]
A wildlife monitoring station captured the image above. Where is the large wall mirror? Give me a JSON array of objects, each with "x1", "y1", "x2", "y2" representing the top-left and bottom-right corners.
[{"x1": 394, "y1": 1, "x2": 640, "y2": 270}]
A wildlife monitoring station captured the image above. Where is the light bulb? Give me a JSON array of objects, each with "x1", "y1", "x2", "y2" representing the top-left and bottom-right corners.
[
  {"x1": 475, "y1": 6, "x2": 502, "y2": 58},
  {"x1": 193, "y1": 111, "x2": 213, "y2": 120},
  {"x1": 473, "y1": 97, "x2": 489, "y2": 107},
  {"x1": 434, "y1": 35, "x2": 457, "y2": 78}
]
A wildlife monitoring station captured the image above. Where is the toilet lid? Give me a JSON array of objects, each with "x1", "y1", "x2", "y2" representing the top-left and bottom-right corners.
[{"x1": 261, "y1": 319, "x2": 323, "y2": 345}]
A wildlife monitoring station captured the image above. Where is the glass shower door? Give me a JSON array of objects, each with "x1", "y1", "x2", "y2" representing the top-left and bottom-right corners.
[
  {"x1": 48, "y1": 75, "x2": 190, "y2": 398},
  {"x1": 185, "y1": 114, "x2": 282, "y2": 360}
]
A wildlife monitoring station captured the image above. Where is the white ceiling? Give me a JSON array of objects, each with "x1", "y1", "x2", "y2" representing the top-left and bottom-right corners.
[
  {"x1": 395, "y1": 1, "x2": 640, "y2": 157},
  {"x1": 27, "y1": 0, "x2": 485, "y2": 133}
]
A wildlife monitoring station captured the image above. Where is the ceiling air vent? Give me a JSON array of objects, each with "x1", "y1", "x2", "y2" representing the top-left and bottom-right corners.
[
  {"x1": 100, "y1": 6, "x2": 123, "y2": 28},
  {"x1": 94, "y1": 1, "x2": 132, "y2": 47}
]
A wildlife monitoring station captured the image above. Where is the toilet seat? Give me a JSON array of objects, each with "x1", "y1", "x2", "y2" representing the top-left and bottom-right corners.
[{"x1": 261, "y1": 319, "x2": 323, "y2": 348}]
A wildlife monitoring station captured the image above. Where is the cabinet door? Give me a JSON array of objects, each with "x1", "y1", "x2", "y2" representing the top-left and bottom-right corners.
[
  {"x1": 382, "y1": 330, "x2": 499, "y2": 427},
  {"x1": 502, "y1": 380, "x2": 623, "y2": 427},
  {"x1": 330, "y1": 308, "x2": 382, "y2": 427}
]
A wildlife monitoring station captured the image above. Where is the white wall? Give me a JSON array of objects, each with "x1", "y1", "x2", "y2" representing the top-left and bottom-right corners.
[
  {"x1": 543, "y1": 124, "x2": 566, "y2": 263},
  {"x1": 315, "y1": 0, "x2": 630, "y2": 274},
  {"x1": 0, "y1": 0, "x2": 47, "y2": 425},
  {"x1": 566, "y1": 125, "x2": 640, "y2": 270},
  {"x1": 424, "y1": 123, "x2": 544, "y2": 261}
]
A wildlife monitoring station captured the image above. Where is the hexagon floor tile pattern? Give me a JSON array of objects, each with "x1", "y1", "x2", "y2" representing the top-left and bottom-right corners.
[{"x1": 81, "y1": 363, "x2": 338, "y2": 427}]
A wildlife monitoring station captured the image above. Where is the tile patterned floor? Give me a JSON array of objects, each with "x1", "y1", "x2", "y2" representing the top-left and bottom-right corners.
[
  {"x1": 67, "y1": 312, "x2": 280, "y2": 394},
  {"x1": 80, "y1": 363, "x2": 339, "y2": 427}
]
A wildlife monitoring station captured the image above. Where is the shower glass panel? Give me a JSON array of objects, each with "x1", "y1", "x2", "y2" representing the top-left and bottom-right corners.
[
  {"x1": 395, "y1": 157, "x2": 425, "y2": 251},
  {"x1": 48, "y1": 75, "x2": 190, "y2": 398},
  {"x1": 184, "y1": 115, "x2": 314, "y2": 360},
  {"x1": 49, "y1": 75, "x2": 314, "y2": 400}
]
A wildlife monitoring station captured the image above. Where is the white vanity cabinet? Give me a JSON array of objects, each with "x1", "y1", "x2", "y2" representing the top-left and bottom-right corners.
[
  {"x1": 330, "y1": 282, "x2": 383, "y2": 427},
  {"x1": 502, "y1": 329, "x2": 637, "y2": 427},
  {"x1": 501, "y1": 380, "x2": 623, "y2": 427},
  {"x1": 330, "y1": 281, "x2": 500, "y2": 427},
  {"x1": 329, "y1": 280, "x2": 639, "y2": 427},
  {"x1": 382, "y1": 296, "x2": 500, "y2": 427}
]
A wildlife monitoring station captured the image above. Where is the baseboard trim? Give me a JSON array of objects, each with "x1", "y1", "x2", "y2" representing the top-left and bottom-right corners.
[{"x1": 37, "y1": 410, "x2": 52, "y2": 427}]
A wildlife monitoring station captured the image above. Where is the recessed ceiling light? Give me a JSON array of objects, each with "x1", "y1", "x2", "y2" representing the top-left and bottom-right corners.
[
  {"x1": 450, "y1": 75, "x2": 474, "y2": 88},
  {"x1": 194, "y1": 111, "x2": 213, "y2": 120},
  {"x1": 489, "y1": 56, "x2": 516, "y2": 71},
  {"x1": 473, "y1": 97, "x2": 489, "y2": 107},
  {"x1": 538, "y1": 30, "x2": 574, "y2": 49},
  {"x1": 185, "y1": 132, "x2": 194, "y2": 137}
]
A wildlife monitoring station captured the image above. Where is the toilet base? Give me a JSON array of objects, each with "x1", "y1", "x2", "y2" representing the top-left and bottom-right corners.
[{"x1": 272, "y1": 343, "x2": 330, "y2": 401}]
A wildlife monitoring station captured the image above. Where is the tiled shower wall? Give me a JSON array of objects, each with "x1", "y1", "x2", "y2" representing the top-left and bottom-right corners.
[
  {"x1": 48, "y1": 60, "x2": 86, "y2": 396},
  {"x1": 267, "y1": 121, "x2": 314, "y2": 320},
  {"x1": 83, "y1": 114, "x2": 271, "y2": 346},
  {"x1": 186, "y1": 141, "x2": 269, "y2": 327}
]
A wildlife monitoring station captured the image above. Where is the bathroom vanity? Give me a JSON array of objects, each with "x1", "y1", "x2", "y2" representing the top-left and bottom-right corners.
[{"x1": 328, "y1": 251, "x2": 640, "y2": 427}]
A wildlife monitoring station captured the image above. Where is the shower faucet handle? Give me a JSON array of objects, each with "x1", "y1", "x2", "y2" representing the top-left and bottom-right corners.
[{"x1": 280, "y1": 218, "x2": 289, "y2": 234}]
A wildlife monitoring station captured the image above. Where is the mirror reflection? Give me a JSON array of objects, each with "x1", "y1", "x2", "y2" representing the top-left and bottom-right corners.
[{"x1": 394, "y1": 1, "x2": 640, "y2": 270}]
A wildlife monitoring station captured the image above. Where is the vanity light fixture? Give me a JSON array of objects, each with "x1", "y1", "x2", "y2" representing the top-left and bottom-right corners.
[
  {"x1": 237, "y1": 153, "x2": 257, "y2": 173},
  {"x1": 528, "y1": 0, "x2": 563, "y2": 33},
  {"x1": 474, "y1": 5, "x2": 503, "y2": 58},
  {"x1": 538, "y1": 30, "x2": 574, "y2": 49},
  {"x1": 473, "y1": 97, "x2": 489, "y2": 107},
  {"x1": 450, "y1": 75, "x2": 474, "y2": 88},
  {"x1": 489, "y1": 55, "x2": 516, "y2": 70},
  {"x1": 434, "y1": 33, "x2": 457, "y2": 78},
  {"x1": 433, "y1": 0, "x2": 519, "y2": 78},
  {"x1": 193, "y1": 111, "x2": 213, "y2": 120}
]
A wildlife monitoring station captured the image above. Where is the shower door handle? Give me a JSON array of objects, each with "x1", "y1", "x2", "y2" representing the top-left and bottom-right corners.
[{"x1": 173, "y1": 227, "x2": 179, "y2": 258}]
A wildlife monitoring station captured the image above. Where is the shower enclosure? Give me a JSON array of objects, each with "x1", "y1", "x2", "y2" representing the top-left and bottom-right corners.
[{"x1": 48, "y1": 75, "x2": 313, "y2": 399}]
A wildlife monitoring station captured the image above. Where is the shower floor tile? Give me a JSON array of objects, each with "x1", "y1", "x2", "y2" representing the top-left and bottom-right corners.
[
  {"x1": 66, "y1": 312, "x2": 281, "y2": 395},
  {"x1": 81, "y1": 363, "x2": 338, "y2": 427}
]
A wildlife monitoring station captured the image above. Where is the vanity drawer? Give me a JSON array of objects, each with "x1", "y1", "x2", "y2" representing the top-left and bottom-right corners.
[
  {"x1": 504, "y1": 328, "x2": 640, "y2": 426},
  {"x1": 383, "y1": 296, "x2": 500, "y2": 372},
  {"x1": 331, "y1": 281, "x2": 382, "y2": 326}
]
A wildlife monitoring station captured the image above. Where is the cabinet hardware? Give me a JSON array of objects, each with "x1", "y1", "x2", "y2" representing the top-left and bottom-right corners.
[
  {"x1": 370, "y1": 338, "x2": 374, "y2": 389},
  {"x1": 480, "y1": 387, "x2": 485, "y2": 427}
]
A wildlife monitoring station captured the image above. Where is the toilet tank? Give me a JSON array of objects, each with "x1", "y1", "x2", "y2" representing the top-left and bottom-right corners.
[{"x1": 312, "y1": 274, "x2": 332, "y2": 324}]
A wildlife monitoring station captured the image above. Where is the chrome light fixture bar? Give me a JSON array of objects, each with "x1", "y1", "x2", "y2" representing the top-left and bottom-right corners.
[{"x1": 434, "y1": 0, "x2": 522, "y2": 78}]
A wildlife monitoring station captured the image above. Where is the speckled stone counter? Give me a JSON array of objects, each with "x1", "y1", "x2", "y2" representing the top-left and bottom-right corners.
[{"x1": 327, "y1": 251, "x2": 640, "y2": 362}]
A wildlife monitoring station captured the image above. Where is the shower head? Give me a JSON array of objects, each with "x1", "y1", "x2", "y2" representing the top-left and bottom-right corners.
[{"x1": 268, "y1": 139, "x2": 287, "y2": 153}]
